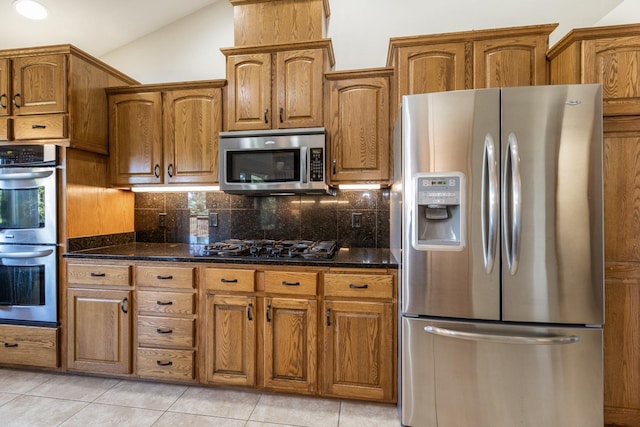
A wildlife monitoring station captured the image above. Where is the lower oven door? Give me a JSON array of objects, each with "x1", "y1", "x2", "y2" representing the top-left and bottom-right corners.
[{"x1": 0, "y1": 244, "x2": 57, "y2": 325}]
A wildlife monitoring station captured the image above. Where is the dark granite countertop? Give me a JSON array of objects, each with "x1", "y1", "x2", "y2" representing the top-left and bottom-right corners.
[{"x1": 63, "y1": 242, "x2": 398, "y2": 269}]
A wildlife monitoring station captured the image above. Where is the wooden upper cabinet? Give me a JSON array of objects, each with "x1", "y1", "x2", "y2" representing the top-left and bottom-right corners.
[
  {"x1": 109, "y1": 92, "x2": 163, "y2": 186},
  {"x1": 163, "y1": 88, "x2": 222, "y2": 184},
  {"x1": 395, "y1": 42, "x2": 469, "y2": 101},
  {"x1": 0, "y1": 58, "x2": 9, "y2": 117},
  {"x1": 549, "y1": 24, "x2": 640, "y2": 116},
  {"x1": 12, "y1": 54, "x2": 66, "y2": 115},
  {"x1": 474, "y1": 34, "x2": 550, "y2": 88},
  {"x1": 108, "y1": 80, "x2": 225, "y2": 186},
  {"x1": 325, "y1": 68, "x2": 392, "y2": 184},
  {"x1": 388, "y1": 24, "x2": 556, "y2": 108},
  {"x1": 222, "y1": 40, "x2": 334, "y2": 131},
  {"x1": 226, "y1": 53, "x2": 272, "y2": 131}
]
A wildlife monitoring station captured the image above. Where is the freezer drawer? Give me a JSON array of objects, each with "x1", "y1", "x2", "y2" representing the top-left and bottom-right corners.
[{"x1": 401, "y1": 317, "x2": 602, "y2": 427}]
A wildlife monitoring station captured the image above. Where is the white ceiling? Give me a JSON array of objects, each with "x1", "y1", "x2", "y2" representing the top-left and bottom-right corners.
[{"x1": 1, "y1": 0, "x2": 220, "y2": 56}]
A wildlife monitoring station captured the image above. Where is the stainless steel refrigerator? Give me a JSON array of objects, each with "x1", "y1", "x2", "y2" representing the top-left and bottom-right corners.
[{"x1": 390, "y1": 84, "x2": 604, "y2": 427}]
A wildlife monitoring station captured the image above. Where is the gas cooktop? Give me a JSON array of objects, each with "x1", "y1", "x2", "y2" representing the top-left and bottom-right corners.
[{"x1": 201, "y1": 239, "x2": 338, "y2": 260}]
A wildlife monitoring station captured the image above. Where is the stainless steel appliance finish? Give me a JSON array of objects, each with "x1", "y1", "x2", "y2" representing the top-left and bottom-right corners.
[
  {"x1": 391, "y1": 85, "x2": 604, "y2": 427},
  {"x1": 219, "y1": 127, "x2": 330, "y2": 195},
  {"x1": 0, "y1": 244, "x2": 57, "y2": 324}
]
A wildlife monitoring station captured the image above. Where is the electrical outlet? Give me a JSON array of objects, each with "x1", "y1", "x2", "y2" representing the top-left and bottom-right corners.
[
  {"x1": 351, "y1": 212, "x2": 362, "y2": 229},
  {"x1": 209, "y1": 212, "x2": 219, "y2": 227},
  {"x1": 158, "y1": 212, "x2": 167, "y2": 228}
]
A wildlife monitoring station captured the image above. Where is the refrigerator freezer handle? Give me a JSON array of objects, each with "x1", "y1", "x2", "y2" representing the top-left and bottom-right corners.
[
  {"x1": 482, "y1": 133, "x2": 499, "y2": 273},
  {"x1": 503, "y1": 133, "x2": 522, "y2": 275},
  {"x1": 423, "y1": 325, "x2": 579, "y2": 345}
]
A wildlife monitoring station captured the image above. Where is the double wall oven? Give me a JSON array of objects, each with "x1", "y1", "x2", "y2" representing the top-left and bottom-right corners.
[{"x1": 0, "y1": 145, "x2": 58, "y2": 325}]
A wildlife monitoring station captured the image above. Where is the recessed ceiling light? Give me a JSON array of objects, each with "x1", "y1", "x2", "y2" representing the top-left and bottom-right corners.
[{"x1": 13, "y1": 0, "x2": 48, "y2": 20}]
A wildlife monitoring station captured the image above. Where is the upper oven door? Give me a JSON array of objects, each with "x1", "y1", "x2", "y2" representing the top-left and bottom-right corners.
[{"x1": 0, "y1": 167, "x2": 57, "y2": 244}]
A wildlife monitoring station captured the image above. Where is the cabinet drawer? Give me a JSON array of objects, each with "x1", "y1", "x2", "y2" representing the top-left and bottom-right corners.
[
  {"x1": 136, "y1": 266, "x2": 195, "y2": 289},
  {"x1": 324, "y1": 273, "x2": 393, "y2": 299},
  {"x1": 205, "y1": 268, "x2": 255, "y2": 292},
  {"x1": 137, "y1": 291, "x2": 194, "y2": 315},
  {"x1": 264, "y1": 271, "x2": 317, "y2": 296},
  {"x1": 0, "y1": 324, "x2": 57, "y2": 368},
  {"x1": 67, "y1": 264, "x2": 131, "y2": 287},
  {"x1": 137, "y1": 316, "x2": 195, "y2": 347},
  {"x1": 13, "y1": 114, "x2": 67, "y2": 140},
  {"x1": 137, "y1": 348, "x2": 194, "y2": 381}
]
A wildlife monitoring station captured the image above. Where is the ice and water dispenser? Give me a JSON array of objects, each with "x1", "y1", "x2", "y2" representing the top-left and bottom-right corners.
[{"x1": 412, "y1": 172, "x2": 466, "y2": 251}]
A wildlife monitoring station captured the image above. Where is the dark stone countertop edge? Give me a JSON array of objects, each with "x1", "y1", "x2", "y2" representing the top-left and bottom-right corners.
[{"x1": 63, "y1": 242, "x2": 398, "y2": 269}]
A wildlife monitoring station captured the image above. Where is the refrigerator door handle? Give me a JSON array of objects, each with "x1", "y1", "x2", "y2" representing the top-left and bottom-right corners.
[
  {"x1": 423, "y1": 325, "x2": 579, "y2": 345},
  {"x1": 482, "y1": 133, "x2": 499, "y2": 273},
  {"x1": 503, "y1": 133, "x2": 522, "y2": 275}
]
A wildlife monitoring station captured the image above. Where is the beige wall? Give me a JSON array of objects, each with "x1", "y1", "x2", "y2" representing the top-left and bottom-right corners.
[{"x1": 100, "y1": 0, "x2": 633, "y2": 84}]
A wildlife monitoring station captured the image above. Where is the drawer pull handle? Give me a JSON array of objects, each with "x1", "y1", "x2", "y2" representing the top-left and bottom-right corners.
[
  {"x1": 13, "y1": 93, "x2": 21, "y2": 108},
  {"x1": 156, "y1": 361, "x2": 173, "y2": 367},
  {"x1": 0, "y1": 94, "x2": 6, "y2": 109},
  {"x1": 4, "y1": 342, "x2": 18, "y2": 348},
  {"x1": 281, "y1": 281, "x2": 300, "y2": 286},
  {"x1": 264, "y1": 108, "x2": 269, "y2": 124},
  {"x1": 326, "y1": 308, "x2": 331, "y2": 326},
  {"x1": 266, "y1": 304, "x2": 272, "y2": 322},
  {"x1": 31, "y1": 124, "x2": 46, "y2": 129},
  {"x1": 157, "y1": 275, "x2": 173, "y2": 280},
  {"x1": 349, "y1": 284, "x2": 369, "y2": 289},
  {"x1": 121, "y1": 297, "x2": 128, "y2": 314},
  {"x1": 247, "y1": 302, "x2": 253, "y2": 321},
  {"x1": 90, "y1": 272, "x2": 106, "y2": 277},
  {"x1": 157, "y1": 300, "x2": 173, "y2": 306},
  {"x1": 220, "y1": 278, "x2": 238, "y2": 283},
  {"x1": 156, "y1": 328, "x2": 173, "y2": 334}
]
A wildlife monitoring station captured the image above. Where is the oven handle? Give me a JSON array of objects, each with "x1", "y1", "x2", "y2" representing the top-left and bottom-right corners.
[
  {"x1": 0, "y1": 170, "x2": 55, "y2": 181},
  {"x1": 0, "y1": 249, "x2": 54, "y2": 259}
]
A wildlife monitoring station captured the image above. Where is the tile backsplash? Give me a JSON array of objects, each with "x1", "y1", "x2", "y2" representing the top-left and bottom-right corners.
[{"x1": 134, "y1": 190, "x2": 390, "y2": 248}]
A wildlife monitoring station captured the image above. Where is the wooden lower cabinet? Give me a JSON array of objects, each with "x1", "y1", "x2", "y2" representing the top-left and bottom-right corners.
[
  {"x1": 263, "y1": 297, "x2": 317, "y2": 393},
  {"x1": 66, "y1": 288, "x2": 132, "y2": 374},
  {"x1": 0, "y1": 324, "x2": 58, "y2": 368},
  {"x1": 322, "y1": 300, "x2": 394, "y2": 401},
  {"x1": 204, "y1": 293, "x2": 257, "y2": 386}
]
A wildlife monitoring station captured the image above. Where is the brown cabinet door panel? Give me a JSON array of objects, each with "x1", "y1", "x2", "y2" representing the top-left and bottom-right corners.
[
  {"x1": 226, "y1": 53, "x2": 272, "y2": 131},
  {"x1": 12, "y1": 54, "x2": 67, "y2": 115}
]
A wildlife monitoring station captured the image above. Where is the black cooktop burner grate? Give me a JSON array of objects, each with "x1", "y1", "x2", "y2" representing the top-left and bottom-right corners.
[{"x1": 202, "y1": 239, "x2": 338, "y2": 260}]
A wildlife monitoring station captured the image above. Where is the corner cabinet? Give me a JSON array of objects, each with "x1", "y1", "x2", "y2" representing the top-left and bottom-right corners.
[
  {"x1": 222, "y1": 40, "x2": 334, "y2": 131},
  {"x1": 322, "y1": 270, "x2": 396, "y2": 402},
  {"x1": 387, "y1": 23, "x2": 556, "y2": 109},
  {"x1": 0, "y1": 45, "x2": 137, "y2": 152},
  {"x1": 324, "y1": 68, "x2": 393, "y2": 185},
  {"x1": 66, "y1": 262, "x2": 133, "y2": 375},
  {"x1": 548, "y1": 23, "x2": 640, "y2": 427},
  {"x1": 108, "y1": 80, "x2": 224, "y2": 186}
]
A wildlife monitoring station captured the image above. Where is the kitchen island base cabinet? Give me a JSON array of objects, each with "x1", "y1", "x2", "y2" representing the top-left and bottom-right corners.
[
  {"x1": 66, "y1": 288, "x2": 132, "y2": 375},
  {"x1": 204, "y1": 294, "x2": 257, "y2": 386}
]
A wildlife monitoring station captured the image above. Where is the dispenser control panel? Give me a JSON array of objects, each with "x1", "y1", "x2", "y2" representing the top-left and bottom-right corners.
[{"x1": 417, "y1": 176, "x2": 461, "y2": 205}]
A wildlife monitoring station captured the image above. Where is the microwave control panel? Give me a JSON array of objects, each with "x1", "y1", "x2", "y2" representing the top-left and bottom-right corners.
[{"x1": 310, "y1": 148, "x2": 324, "y2": 181}]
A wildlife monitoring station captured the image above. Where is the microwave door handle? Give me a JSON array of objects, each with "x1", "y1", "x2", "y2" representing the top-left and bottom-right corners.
[
  {"x1": 0, "y1": 170, "x2": 55, "y2": 180},
  {"x1": 301, "y1": 147, "x2": 308, "y2": 183},
  {"x1": 0, "y1": 249, "x2": 54, "y2": 259}
]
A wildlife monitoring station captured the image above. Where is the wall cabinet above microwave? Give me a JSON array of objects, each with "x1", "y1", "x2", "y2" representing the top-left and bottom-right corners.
[
  {"x1": 107, "y1": 80, "x2": 225, "y2": 187},
  {"x1": 221, "y1": 40, "x2": 335, "y2": 132}
]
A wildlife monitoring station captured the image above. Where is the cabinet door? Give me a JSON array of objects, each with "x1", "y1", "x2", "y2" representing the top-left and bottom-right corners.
[
  {"x1": 583, "y1": 36, "x2": 640, "y2": 116},
  {"x1": 474, "y1": 35, "x2": 548, "y2": 88},
  {"x1": 12, "y1": 54, "x2": 67, "y2": 115},
  {"x1": 109, "y1": 92, "x2": 162, "y2": 185},
  {"x1": 323, "y1": 300, "x2": 394, "y2": 401},
  {"x1": 163, "y1": 88, "x2": 222, "y2": 184},
  {"x1": 226, "y1": 53, "x2": 271, "y2": 131},
  {"x1": 327, "y1": 75, "x2": 390, "y2": 183},
  {"x1": 275, "y1": 49, "x2": 324, "y2": 129},
  {"x1": 263, "y1": 297, "x2": 317, "y2": 392},
  {"x1": 396, "y1": 42, "x2": 469, "y2": 107},
  {"x1": 204, "y1": 294, "x2": 256, "y2": 386},
  {"x1": 0, "y1": 58, "x2": 9, "y2": 117},
  {"x1": 67, "y1": 288, "x2": 132, "y2": 374}
]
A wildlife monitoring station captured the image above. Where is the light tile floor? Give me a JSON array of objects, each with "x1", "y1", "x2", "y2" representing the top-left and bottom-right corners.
[{"x1": 0, "y1": 368, "x2": 401, "y2": 426}]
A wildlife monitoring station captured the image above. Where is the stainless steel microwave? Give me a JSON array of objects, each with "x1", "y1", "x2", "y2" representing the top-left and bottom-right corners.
[{"x1": 219, "y1": 127, "x2": 331, "y2": 195}]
